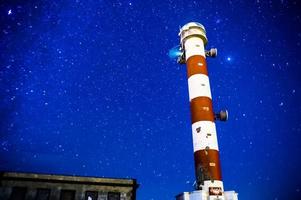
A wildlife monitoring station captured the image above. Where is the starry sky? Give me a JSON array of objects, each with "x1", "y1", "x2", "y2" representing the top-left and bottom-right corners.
[{"x1": 1, "y1": 1, "x2": 301, "y2": 200}]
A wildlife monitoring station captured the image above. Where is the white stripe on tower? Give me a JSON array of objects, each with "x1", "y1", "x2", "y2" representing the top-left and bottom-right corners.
[
  {"x1": 188, "y1": 74, "x2": 212, "y2": 101},
  {"x1": 192, "y1": 121, "x2": 219, "y2": 152},
  {"x1": 184, "y1": 37, "x2": 206, "y2": 59}
]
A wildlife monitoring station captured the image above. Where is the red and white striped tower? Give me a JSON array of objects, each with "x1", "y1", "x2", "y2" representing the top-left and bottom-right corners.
[{"x1": 176, "y1": 22, "x2": 238, "y2": 200}]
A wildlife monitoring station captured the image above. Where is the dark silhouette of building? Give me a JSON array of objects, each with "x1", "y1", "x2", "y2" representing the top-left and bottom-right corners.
[{"x1": 0, "y1": 172, "x2": 138, "y2": 200}]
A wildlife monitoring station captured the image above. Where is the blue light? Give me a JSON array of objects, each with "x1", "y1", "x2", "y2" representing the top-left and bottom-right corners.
[{"x1": 168, "y1": 46, "x2": 182, "y2": 59}]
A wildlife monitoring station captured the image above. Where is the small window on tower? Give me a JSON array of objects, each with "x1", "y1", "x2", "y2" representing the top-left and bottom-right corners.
[{"x1": 202, "y1": 107, "x2": 209, "y2": 111}]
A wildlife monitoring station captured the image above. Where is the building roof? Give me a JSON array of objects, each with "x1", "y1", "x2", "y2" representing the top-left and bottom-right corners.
[{"x1": 0, "y1": 172, "x2": 138, "y2": 188}]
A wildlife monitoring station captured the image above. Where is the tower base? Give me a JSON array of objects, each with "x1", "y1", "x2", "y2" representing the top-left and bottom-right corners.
[{"x1": 176, "y1": 190, "x2": 238, "y2": 200}]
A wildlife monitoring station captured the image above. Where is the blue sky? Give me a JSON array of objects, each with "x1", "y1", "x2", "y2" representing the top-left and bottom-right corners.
[{"x1": 1, "y1": 1, "x2": 301, "y2": 199}]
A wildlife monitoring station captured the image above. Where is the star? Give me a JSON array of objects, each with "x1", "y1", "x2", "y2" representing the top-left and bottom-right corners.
[{"x1": 8, "y1": 9, "x2": 12, "y2": 15}]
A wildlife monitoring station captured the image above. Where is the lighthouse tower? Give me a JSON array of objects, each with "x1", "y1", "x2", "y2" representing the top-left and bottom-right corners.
[{"x1": 175, "y1": 22, "x2": 238, "y2": 200}]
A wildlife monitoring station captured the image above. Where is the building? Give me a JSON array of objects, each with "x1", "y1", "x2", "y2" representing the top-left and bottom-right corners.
[{"x1": 0, "y1": 172, "x2": 138, "y2": 200}]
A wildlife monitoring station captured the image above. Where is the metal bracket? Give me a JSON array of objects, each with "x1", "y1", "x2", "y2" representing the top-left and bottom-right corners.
[
  {"x1": 205, "y1": 48, "x2": 217, "y2": 58},
  {"x1": 215, "y1": 110, "x2": 228, "y2": 121},
  {"x1": 177, "y1": 51, "x2": 186, "y2": 64}
]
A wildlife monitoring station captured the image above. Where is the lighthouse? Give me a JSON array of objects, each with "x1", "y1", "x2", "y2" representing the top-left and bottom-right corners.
[{"x1": 175, "y1": 22, "x2": 238, "y2": 200}]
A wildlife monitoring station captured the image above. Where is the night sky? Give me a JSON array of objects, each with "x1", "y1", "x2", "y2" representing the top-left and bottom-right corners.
[{"x1": 1, "y1": 1, "x2": 301, "y2": 199}]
